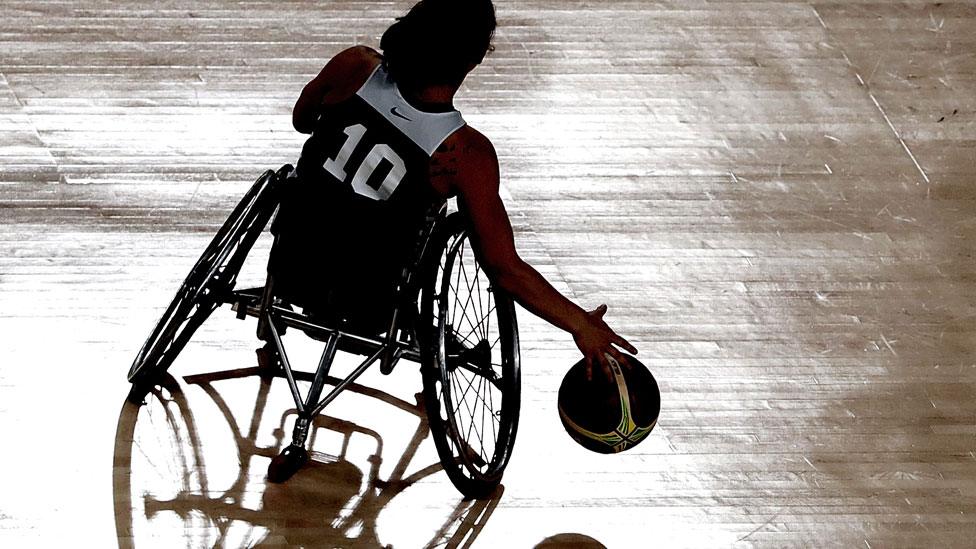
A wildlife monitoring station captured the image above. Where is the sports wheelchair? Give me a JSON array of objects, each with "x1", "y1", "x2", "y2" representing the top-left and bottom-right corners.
[{"x1": 126, "y1": 165, "x2": 521, "y2": 498}]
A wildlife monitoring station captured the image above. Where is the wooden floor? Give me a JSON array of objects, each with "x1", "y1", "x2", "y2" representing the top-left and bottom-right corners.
[{"x1": 2, "y1": 1, "x2": 975, "y2": 547}]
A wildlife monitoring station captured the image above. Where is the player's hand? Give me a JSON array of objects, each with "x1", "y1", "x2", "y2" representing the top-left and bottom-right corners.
[{"x1": 572, "y1": 304, "x2": 638, "y2": 381}]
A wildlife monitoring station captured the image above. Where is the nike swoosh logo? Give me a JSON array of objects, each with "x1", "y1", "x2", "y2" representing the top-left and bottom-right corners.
[{"x1": 390, "y1": 106, "x2": 412, "y2": 121}]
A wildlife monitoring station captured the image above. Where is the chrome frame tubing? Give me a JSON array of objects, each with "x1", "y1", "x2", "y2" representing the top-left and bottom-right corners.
[
  {"x1": 231, "y1": 299, "x2": 420, "y2": 418},
  {"x1": 222, "y1": 200, "x2": 448, "y2": 429}
]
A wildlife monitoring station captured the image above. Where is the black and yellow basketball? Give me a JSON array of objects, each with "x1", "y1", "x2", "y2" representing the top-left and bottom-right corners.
[{"x1": 558, "y1": 353, "x2": 660, "y2": 454}]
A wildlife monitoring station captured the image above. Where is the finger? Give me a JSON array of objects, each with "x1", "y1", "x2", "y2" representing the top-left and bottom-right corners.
[
  {"x1": 613, "y1": 334, "x2": 638, "y2": 355},
  {"x1": 593, "y1": 351, "x2": 607, "y2": 375},
  {"x1": 587, "y1": 304, "x2": 607, "y2": 319},
  {"x1": 607, "y1": 347, "x2": 627, "y2": 367},
  {"x1": 584, "y1": 355, "x2": 593, "y2": 381},
  {"x1": 599, "y1": 353, "x2": 614, "y2": 380}
]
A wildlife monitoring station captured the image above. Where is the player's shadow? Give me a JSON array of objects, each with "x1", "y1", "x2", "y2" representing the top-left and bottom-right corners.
[{"x1": 113, "y1": 367, "x2": 502, "y2": 548}]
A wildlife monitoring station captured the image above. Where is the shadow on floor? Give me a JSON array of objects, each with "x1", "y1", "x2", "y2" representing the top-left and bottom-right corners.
[{"x1": 113, "y1": 369, "x2": 503, "y2": 548}]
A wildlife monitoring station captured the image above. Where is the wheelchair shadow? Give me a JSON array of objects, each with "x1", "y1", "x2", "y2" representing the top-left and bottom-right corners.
[{"x1": 113, "y1": 368, "x2": 503, "y2": 548}]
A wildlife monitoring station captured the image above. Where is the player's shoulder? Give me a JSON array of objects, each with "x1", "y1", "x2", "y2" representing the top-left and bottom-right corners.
[
  {"x1": 430, "y1": 125, "x2": 499, "y2": 198},
  {"x1": 334, "y1": 45, "x2": 382, "y2": 68},
  {"x1": 328, "y1": 45, "x2": 382, "y2": 82},
  {"x1": 438, "y1": 124, "x2": 496, "y2": 161},
  {"x1": 315, "y1": 45, "x2": 383, "y2": 105}
]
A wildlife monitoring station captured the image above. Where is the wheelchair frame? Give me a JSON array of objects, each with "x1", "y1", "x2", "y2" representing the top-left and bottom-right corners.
[{"x1": 126, "y1": 166, "x2": 521, "y2": 498}]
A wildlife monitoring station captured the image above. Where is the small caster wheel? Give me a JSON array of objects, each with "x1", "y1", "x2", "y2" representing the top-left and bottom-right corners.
[
  {"x1": 256, "y1": 344, "x2": 280, "y2": 376},
  {"x1": 267, "y1": 444, "x2": 309, "y2": 483}
]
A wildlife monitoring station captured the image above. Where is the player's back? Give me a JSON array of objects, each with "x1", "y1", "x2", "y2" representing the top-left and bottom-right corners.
[{"x1": 270, "y1": 59, "x2": 466, "y2": 332}]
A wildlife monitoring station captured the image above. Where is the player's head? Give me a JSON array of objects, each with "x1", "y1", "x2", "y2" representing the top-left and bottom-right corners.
[{"x1": 380, "y1": 0, "x2": 496, "y2": 90}]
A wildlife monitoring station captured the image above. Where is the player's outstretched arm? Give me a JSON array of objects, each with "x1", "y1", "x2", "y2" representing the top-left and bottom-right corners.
[{"x1": 434, "y1": 128, "x2": 637, "y2": 375}]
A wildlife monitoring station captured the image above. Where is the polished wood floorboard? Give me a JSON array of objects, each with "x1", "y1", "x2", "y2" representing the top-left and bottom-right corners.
[{"x1": 2, "y1": 1, "x2": 975, "y2": 547}]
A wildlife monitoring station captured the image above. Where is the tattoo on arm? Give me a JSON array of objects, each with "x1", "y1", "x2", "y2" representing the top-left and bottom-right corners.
[{"x1": 430, "y1": 143, "x2": 460, "y2": 178}]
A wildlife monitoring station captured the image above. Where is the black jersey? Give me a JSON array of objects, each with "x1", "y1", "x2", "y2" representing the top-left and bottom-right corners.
[{"x1": 270, "y1": 63, "x2": 466, "y2": 331}]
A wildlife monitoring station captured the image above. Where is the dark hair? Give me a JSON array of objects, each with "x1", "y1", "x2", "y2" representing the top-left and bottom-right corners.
[{"x1": 380, "y1": 0, "x2": 496, "y2": 89}]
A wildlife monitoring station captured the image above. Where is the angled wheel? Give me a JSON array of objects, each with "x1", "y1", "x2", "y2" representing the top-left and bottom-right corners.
[
  {"x1": 420, "y1": 212, "x2": 521, "y2": 498},
  {"x1": 127, "y1": 168, "x2": 284, "y2": 401}
]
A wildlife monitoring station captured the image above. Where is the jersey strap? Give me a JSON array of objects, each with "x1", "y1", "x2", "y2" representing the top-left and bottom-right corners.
[{"x1": 356, "y1": 64, "x2": 466, "y2": 156}]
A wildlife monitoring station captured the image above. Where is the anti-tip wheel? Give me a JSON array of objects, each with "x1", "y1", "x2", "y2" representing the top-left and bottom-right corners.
[{"x1": 267, "y1": 444, "x2": 309, "y2": 484}]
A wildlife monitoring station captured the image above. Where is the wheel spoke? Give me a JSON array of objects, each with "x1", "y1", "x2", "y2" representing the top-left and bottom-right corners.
[
  {"x1": 449, "y1": 239, "x2": 465, "y2": 329},
  {"x1": 486, "y1": 375, "x2": 497, "y2": 445},
  {"x1": 461, "y1": 244, "x2": 485, "y2": 341},
  {"x1": 454, "y1": 244, "x2": 481, "y2": 339},
  {"x1": 471, "y1": 372, "x2": 490, "y2": 463},
  {"x1": 471, "y1": 373, "x2": 498, "y2": 463},
  {"x1": 478, "y1": 373, "x2": 488, "y2": 461},
  {"x1": 450, "y1": 366, "x2": 479, "y2": 419},
  {"x1": 485, "y1": 287, "x2": 493, "y2": 344},
  {"x1": 451, "y1": 368, "x2": 485, "y2": 456},
  {"x1": 448, "y1": 283, "x2": 480, "y2": 343},
  {"x1": 460, "y1": 302, "x2": 495, "y2": 346},
  {"x1": 473, "y1": 263, "x2": 486, "y2": 341},
  {"x1": 451, "y1": 366, "x2": 497, "y2": 431}
]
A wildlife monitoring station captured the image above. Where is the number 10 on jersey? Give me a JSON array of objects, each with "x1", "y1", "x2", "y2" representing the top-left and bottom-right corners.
[{"x1": 323, "y1": 123, "x2": 407, "y2": 201}]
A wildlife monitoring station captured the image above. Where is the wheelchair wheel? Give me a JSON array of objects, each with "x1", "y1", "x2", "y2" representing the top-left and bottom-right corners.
[
  {"x1": 420, "y1": 213, "x2": 521, "y2": 498},
  {"x1": 127, "y1": 169, "x2": 283, "y2": 401}
]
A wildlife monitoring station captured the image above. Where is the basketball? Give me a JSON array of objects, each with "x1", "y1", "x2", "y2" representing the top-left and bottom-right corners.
[{"x1": 558, "y1": 353, "x2": 660, "y2": 454}]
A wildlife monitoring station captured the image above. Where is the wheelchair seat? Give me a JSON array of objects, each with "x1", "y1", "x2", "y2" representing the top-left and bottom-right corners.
[{"x1": 267, "y1": 175, "x2": 430, "y2": 336}]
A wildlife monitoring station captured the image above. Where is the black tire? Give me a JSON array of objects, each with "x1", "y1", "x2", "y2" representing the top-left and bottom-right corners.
[
  {"x1": 127, "y1": 169, "x2": 282, "y2": 393},
  {"x1": 420, "y1": 212, "x2": 521, "y2": 498}
]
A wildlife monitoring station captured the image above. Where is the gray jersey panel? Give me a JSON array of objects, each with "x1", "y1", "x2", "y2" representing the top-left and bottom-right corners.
[{"x1": 356, "y1": 65, "x2": 466, "y2": 156}]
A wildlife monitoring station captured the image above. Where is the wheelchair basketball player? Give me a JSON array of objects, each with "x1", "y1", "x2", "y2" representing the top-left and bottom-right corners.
[{"x1": 271, "y1": 0, "x2": 637, "y2": 377}]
